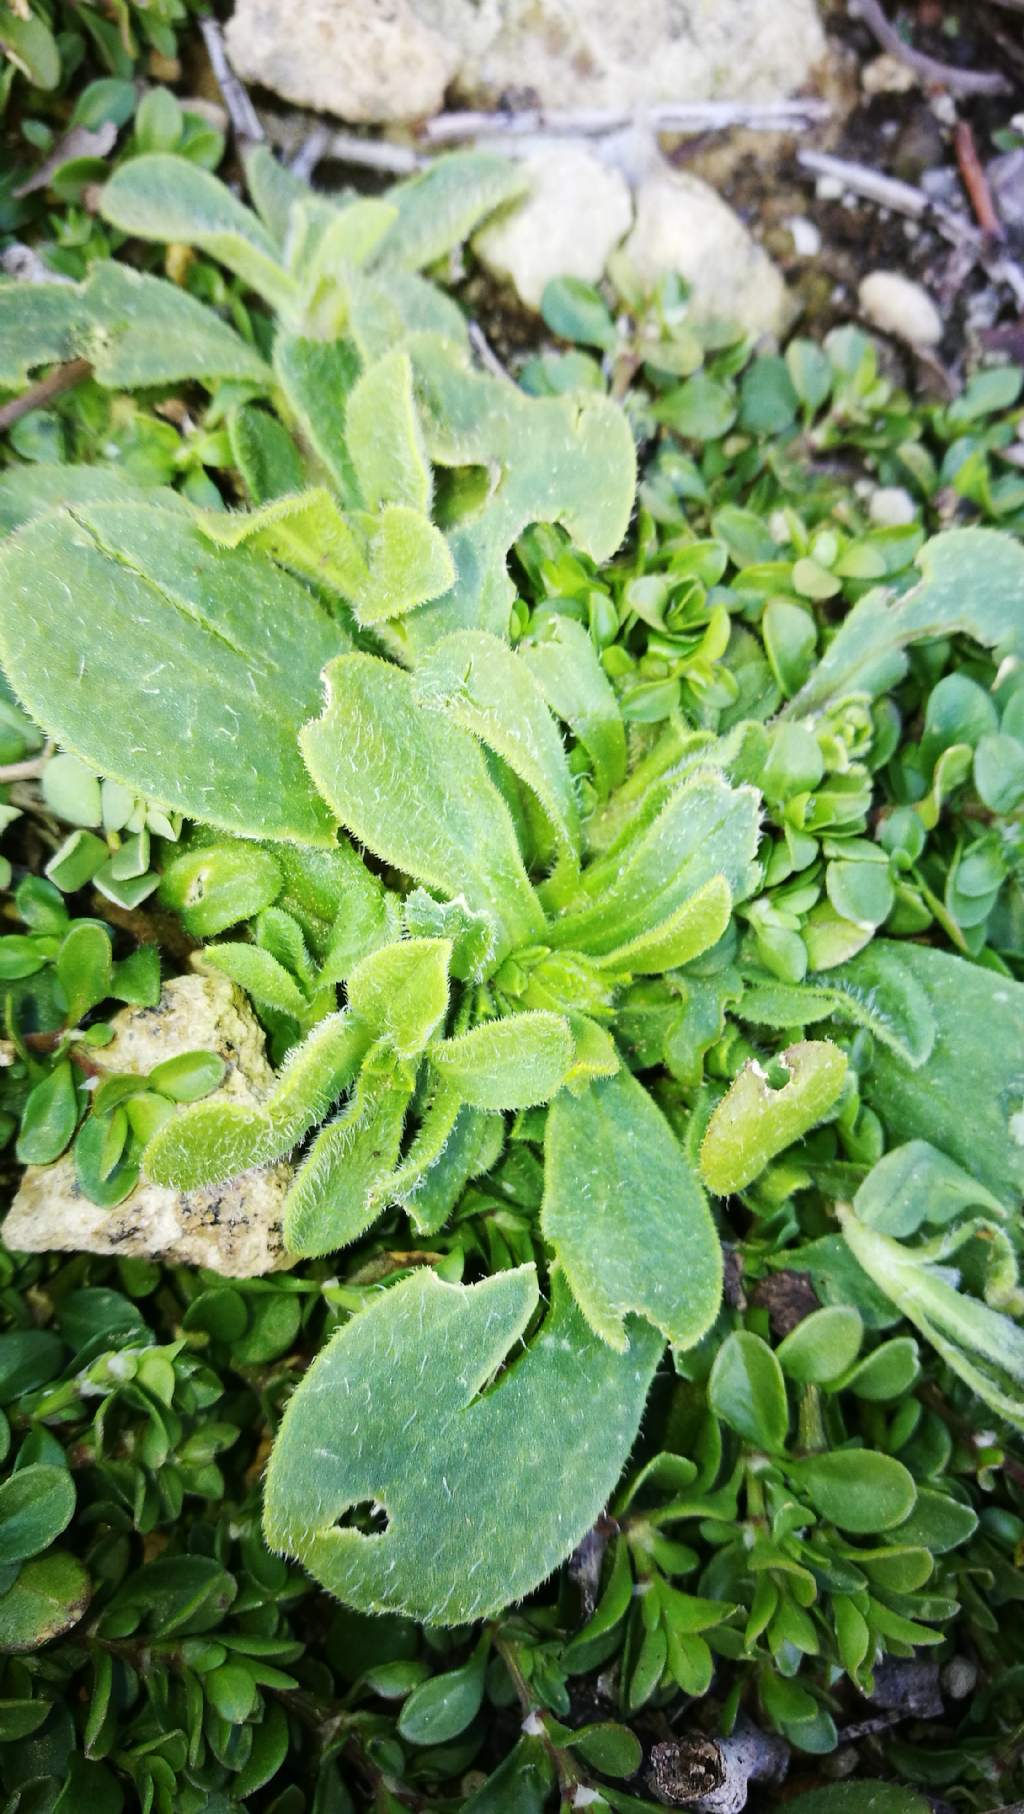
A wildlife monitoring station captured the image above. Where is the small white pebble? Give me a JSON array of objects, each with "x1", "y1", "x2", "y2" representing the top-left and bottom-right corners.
[
  {"x1": 931, "y1": 92, "x2": 957, "y2": 126},
  {"x1": 816, "y1": 175, "x2": 844, "y2": 202},
  {"x1": 859, "y1": 270, "x2": 943, "y2": 347},
  {"x1": 785, "y1": 215, "x2": 821, "y2": 257},
  {"x1": 869, "y1": 486, "x2": 917, "y2": 527}
]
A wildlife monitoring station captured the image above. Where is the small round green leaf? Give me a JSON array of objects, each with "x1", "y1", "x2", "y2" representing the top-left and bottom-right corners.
[
  {"x1": 788, "y1": 1450, "x2": 916, "y2": 1533},
  {"x1": 708, "y1": 1331, "x2": 788, "y2": 1451},
  {"x1": 777, "y1": 1306, "x2": 863, "y2": 1384},
  {"x1": 0, "y1": 1465, "x2": 75, "y2": 1565}
]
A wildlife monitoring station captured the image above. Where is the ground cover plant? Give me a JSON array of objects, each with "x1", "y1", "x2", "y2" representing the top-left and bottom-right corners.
[{"x1": 2, "y1": 33, "x2": 1024, "y2": 1814}]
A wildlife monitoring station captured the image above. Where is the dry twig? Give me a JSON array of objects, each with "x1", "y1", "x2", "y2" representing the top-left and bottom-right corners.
[
  {"x1": 260, "y1": 111, "x2": 424, "y2": 175},
  {"x1": 850, "y1": 0, "x2": 1010, "y2": 95},
  {"x1": 0, "y1": 359, "x2": 93, "y2": 433},
  {"x1": 421, "y1": 98, "x2": 831, "y2": 145},
  {"x1": 199, "y1": 17, "x2": 264, "y2": 145},
  {"x1": 954, "y1": 119, "x2": 1005, "y2": 239},
  {"x1": 467, "y1": 321, "x2": 513, "y2": 384},
  {"x1": 0, "y1": 744, "x2": 52, "y2": 785}
]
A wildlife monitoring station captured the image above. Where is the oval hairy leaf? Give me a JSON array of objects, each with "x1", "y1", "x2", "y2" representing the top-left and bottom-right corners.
[
  {"x1": 263, "y1": 1265, "x2": 662, "y2": 1623},
  {"x1": 0, "y1": 504, "x2": 342, "y2": 847},
  {"x1": 145, "y1": 1014, "x2": 369, "y2": 1190},
  {"x1": 700, "y1": 1041, "x2": 848, "y2": 1196},
  {"x1": 431, "y1": 1012, "x2": 573, "y2": 1110},
  {"x1": 542, "y1": 1065, "x2": 722, "y2": 1351},
  {"x1": 101, "y1": 154, "x2": 296, "y2": 313},
  {"x1": 549, "y1": 772, "x2": 760, "y2": 957},
  {"x1": 301, "y1": 654, "x2": 545, "y2": 963},
  {"x1": 415, "y1": 630, "x2": 581, "y2": 867}
]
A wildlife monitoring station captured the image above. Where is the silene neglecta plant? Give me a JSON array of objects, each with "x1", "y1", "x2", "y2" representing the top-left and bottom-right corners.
[{"x1": 3, "y1": 142, "x2": 1024, "y2": 1637}]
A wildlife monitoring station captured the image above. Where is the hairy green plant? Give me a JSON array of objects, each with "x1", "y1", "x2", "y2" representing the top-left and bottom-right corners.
[{"x1": 3, "y1": 109, "x2": 1024, "y2": 1814}]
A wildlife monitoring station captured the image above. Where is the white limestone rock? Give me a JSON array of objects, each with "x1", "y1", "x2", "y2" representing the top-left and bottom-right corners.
[
  {"x1": 621, "y1": 169, "x2": 792, "y2": 338},
  {"x1": 474, "y1": 144, "x2": 633, "y2": 308},
  {"x1": 859, "y1": 271, "x2": 943, "y2": 348},
  {"x1": 3, "y1": 974, "x2": 290, "y2": 1277},
  {"x1": 224, "y1": 0, "x2": 459, "y2": 124},
  {"x1": 224, "y1": 0, "x2": 827, "y2": 125}
]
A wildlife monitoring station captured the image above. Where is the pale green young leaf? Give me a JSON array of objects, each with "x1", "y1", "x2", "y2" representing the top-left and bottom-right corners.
[
  {"x1": 346, "y1": 938, "x2": 451, "y2": 1059},
  {"x1": 317, "y1": 863, "x2": 402, "y2": 987},
  {"x1": 0, "y1": 504, "x2": 341, "y2": 847},
  {"x1": 542, "y1": 1064, "x2": 722, "y2": 1352},
  {"x1": 262, "y1": 1264, "x2": 662, "y2": 1622},
  {"x1": 100, "y1": 154, "x2": 297, "y2": 314},
  {"x1": 374, "y1": 152, "x2": 529, "y2": 272},
  {"x1": 403, "y1": 890, "x2": 496, "y2": 982},
  {"x1": 290, "y1": 197, "x2": 398, "y2": 314},
  {"x1": 390, "y1": 1089, "x2": 500, "y2": 1235},
  {"x1": 519, "y1": 616, "x2": 628, "y2": 800},
  {"x1": 283, "y1": 1067, "x2": 412, "y2": 1257},
  {"x1": 274, "y1": 334, "x2": 362, "y2": 508},
  {"x1": 345, "y1": 348, "x2": 432, "y2": 513},
  {"x1": 431, "y1": 1011, "x2": 573, "y2": 1110},
  {"x1": 562, "y1": 1012, "x2": 620, "y2": 1094},
  {"x1": 300, "y1": 654, "x2": 545, "y2": 962},
  {"x1": 787, "y1": 529, "x2": 1024, "y2": 715},
  {"x1": 838, "y1": 1205, "x2": 1024, "y2": 1429},
  {"x1": 593, "y1": 875, "x2": 732, "y2": 977},
  {"x1": 845, "y1": 941, "x2": 1024, "y2": 1205},
  {"x1": 386, "y1": 1080, "x2": 462, "y2": 1207},
  {"x1": 199, "y1": 943, "x2": 310, "y2": 1021},
  {"x1": 145, "y1": 1014, "x2": 369, "y2": 1190},
  {"x1": 700, "y1": 1041, "x2": 848, "y2": 1195},
  {"x1": 347, "y1": 506, "x2": 455, "y2": 624},
  {"x1": 229, "y1": 405, "x2": 304, "y2": 504},
  {"x1": 198, "y1": 489, "x2": 454, "y2": 626},
  {"x1": 414, "y1": 630, "x2": 580, "y2": 866},
  {"x1": 244, "y1": 144, "x2": 311, "y2": 246},
  {"x1": 550, "y1": 773, "x2": 760, "y2": 958}
]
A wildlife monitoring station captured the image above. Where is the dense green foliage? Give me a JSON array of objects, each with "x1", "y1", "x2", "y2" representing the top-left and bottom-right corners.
[{"x1": 2, "y1": 48, "x2": 1024, "y2": 1813}]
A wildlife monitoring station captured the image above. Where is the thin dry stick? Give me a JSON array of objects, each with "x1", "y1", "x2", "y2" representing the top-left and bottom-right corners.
[
  {"x1": 467, "y1": 321, "x2": 513, "y2": 385},
  {"x1": 421, "y1": 97, "x2": 831, "y2": 145},
  {"x1": 199, "y1": 16, "x2": 264, "y2": 144},
  {"x1": 260, "y1": 111, "x2": 424, "y2": 176},
  {"x1": 0, "y1": 743, "x2": 52, "y2": 785},
  {"x1": 954, "y1": 118, "x2": 1005, "y2": 239},
  {"x1": 850, "y1": 0, "x2": 1010, "y2": 95},
  {"x1": 0, "y1": 358, "x2": 93, "y2": 433}
]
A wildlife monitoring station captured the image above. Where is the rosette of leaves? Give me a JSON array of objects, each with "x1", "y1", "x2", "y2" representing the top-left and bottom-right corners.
[
  {"x1": 4, "y1": 137, "x2": 1024, "y2": 1646},
  {"x1": 137, "y1": 645, "x2": 763, "y2": 1624}
]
